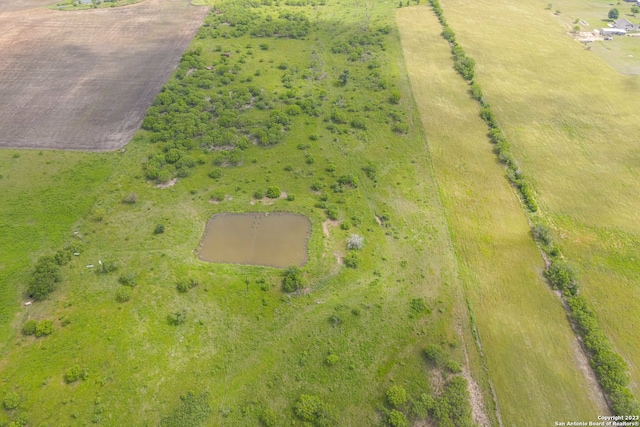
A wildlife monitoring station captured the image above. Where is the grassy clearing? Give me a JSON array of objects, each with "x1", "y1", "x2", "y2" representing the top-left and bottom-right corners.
[
  {"x1": 0, "y1": 151, "x2": 115, "y2": 346},
  {"x1": 439, "y1": 0, "x2": 640, "y2": 396},
  {"x1": 398, "y1": 5, "x2": 605, "y2": 425},
  {"x1": 0, "y1": 0, "x2": 474, "y2": 425}
]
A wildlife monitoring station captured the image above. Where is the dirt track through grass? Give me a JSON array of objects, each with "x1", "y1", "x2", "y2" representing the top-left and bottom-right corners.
[
  {"x1": 398, "y1": 6, "x2": 607, "y2": 424},
  {"x1": 0, "y1": 0, "x2": 208, "y2": 151}
]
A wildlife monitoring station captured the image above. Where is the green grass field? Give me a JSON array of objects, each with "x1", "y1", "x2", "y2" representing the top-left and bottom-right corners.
[
  {"x1": 0, "y1": 0, "x2": 476, "y2": 425},
  {"x1": 439, "y1": 0, "x2": 640, "y2": 397},
  {"x1": 397, "y1": 6, "x2": 607, "y2": 425}
]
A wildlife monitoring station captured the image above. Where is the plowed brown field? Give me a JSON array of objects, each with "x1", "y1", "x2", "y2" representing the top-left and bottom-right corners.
[{"x1": 0, "y1": 0, "x2": 208, "y2": 151}]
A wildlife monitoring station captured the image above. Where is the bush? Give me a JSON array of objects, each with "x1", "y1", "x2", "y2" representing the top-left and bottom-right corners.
[
  {"x1": 293, "y1": 395, "x2": 334, "y2": 425},
  {"x1": 532, "y1": 224, "x2": 553, "y2": 247},
  {"x1": 326, "y1": 354, "x2": 339, "y2": 366},
  {"x1": 64, "y1": 365, "x2": 85, "y2": 383},
  {"x1": 260, "y1": 408, "x2": 278, "y2": 427},
  {"x1": 389, "y1": 91, "x2": 401, "y2": 104},
  {"x1": 3, "y1": 392, "x2": 19, "y2": 410},
  {"x1": 22, "y1": 320, "x2": 37, "y2": 336},
  {"x1": 123, "y1": 192, "x2": 138, "y2": 204},
  {"x1": 282, "y1": 266, "x2": 305, "y2": 293},
  {"x1": 386, "y1": 385, "x2": 407, "y2": 408},
  {"x1": 326, "y1": 205, "x2": 339, "y2": 221},
  {"x1": 347, "y1": 234, "x2": 364, "y2": 250},
  {"x1": 35, "y1": 320, "x2": 54, "y2": 337},
  {"x1": 167, "y1": 309, "x2": 188, "y2": 326},
  {"x1": 54, "y1": 245, "x2": 76, "y2": 266},
  {"x1": 254, "y1": 189, "x2": 265, "y2": 199},
  {"x1": 96, "y1": 260, "x2": 118, "y2": 275},
  {"x1": 287, "y1": 194, "x2": 296, "y2": 201},
  {"x1": 27, "y1": 256, "x2": 61, "y2": 301},
  {"x1": 211, "y1": 190, "x2": 225, "y2": 202},
  {"x1": 176, "y1": 278, "x2": 198, "y2": 293},
  {"x1": 344, "y1": 252, "x2": 360, "y2": 269},
  {"x1": 544, "y1": 261, "x2": 577, "y2": 295},
  {"x1": 266, "y1": 186, "x2": 281, "y2": 198},
  {"x1": 154, "y1": 224, "x2": 165, "y2": 235},
  {"x1": 116, "y1": 286, "x2": 133, "y2": 302},
  {"x1": 386, "y1": 409, "x2": 408, "y2": 427},
  {"x1": 118, "y1": 273, "x2": 137, "y2": 287},
  {"x1": 208, "y1": 169, "x2": 222, "y2": 179}
]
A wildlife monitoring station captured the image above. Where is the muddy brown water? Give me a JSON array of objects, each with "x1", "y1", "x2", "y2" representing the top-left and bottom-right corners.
[{"x1": 198, "y1": 213, "x2": 311, "y2": 268}]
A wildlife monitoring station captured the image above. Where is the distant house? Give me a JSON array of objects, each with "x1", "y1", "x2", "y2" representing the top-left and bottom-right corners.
[{"x1": 613, "y1": 18, "x2": 639, "y2": 31}]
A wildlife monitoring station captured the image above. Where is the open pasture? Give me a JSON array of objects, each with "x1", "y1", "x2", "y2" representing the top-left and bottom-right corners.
[
  {"x1": 439, "y1": 0, "x2": 640, "y2": 396},
  {"x1": 398, "y1": 6, "x2": 606, "y2": 425},
  {"x1": 0, "y1": 0, "x2": 208, "y2": 151}
]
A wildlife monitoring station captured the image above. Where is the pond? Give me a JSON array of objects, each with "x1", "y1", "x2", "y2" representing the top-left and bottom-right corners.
[{"x1": 198, "y1": 212, "x2": 311, "y2": 268}]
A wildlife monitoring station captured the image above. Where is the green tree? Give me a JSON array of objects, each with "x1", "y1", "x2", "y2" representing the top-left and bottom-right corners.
[
  {"x1": 266, "y1": 186, "x2": 281, "y2": 198},
  {"x1": 27, "y1": 256, "x2": 61, "y2": 301},
  {"x1": 608, "y1": 8, "x2": 619, "y2": 20},
  {"x1": 632, "y1": 5, "x2": 640, "y2": 16},
  {"x1": 282, "y1": 266, "x2": 305, "y2": 293}
]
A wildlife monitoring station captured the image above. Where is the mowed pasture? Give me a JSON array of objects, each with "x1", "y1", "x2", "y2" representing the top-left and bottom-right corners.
[
  {"x1": 438, "y1": 0, "x2": 640, "y2": 396},
  {"x1": 0, "y1": 0, "x2": 208, "y2": 151},
  {"x1": 398, "y1": 6, "x2": 606, "y2": 425}
]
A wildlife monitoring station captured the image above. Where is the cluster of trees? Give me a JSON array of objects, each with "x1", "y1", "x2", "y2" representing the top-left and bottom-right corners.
[
  {"x1": 431, "y1": 0, "x2": 638, "y2": 415},
  {"x1": 251, "y1": 11, "x2": 310, "y2": 39}
]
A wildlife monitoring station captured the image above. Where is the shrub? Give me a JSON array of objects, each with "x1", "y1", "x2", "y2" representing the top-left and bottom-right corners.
[
  {"x1": 22, "y1": 320, "x2": 37, "y2": 336},
  {"x1": 350, "y1": 117, "x2": 366, "y2": 130},
  {"x1": 27, "y1": 256, "x2": 61, "y2": 301},
  {"x1": 96, "y1": 260, "x2": 118, "y2": 275},
  {"x1": 326, "y1": 205, "x2": 339, "y2": 220},
  {"x1": 167, "y1": 309, "x2": 188, "y2": 326},
  {"x1": 347, "y1": 234, "x2": 364, "y2": 250},
  {"x1": 260, "y1": 408, "x2": 278, "y2": 427},
  {"x1": 266, "y1": 186, "x2": 281, "y2": 198},
  {"x1": 386, "y1": 409, "x2": 408, "y2": 427},
  {"x1": 424, "y1": 343, "x2": 446, "y2": 366},
  {"x1": 3, "y1": 392, "x2": 19, "y2": 410},
  {"x1": 293, "y1": 395, "x2": 333, "y2": 425},
  {"x1": 123, "y1": 192, "x2": 138, "y2": 204},
  {"x1": 35, "y1": 320, "x2": 54, "y2": 337},
  {"x1": 208, "y1": 169, "x2": 222, "y2": 179},
  {"x1": 154, "y1": 224, "x2": 165, "y2": 234},
  {"x1": 116, "y1": 287, "x2": 133, "y2": 302},
  {"x1": 64, "y1": 365, "x2": 83, "y2": 383},
  {"x1": 282, "y1": 266, "x2": 305, "y2": 293},
  {"x1": 544, "y1": 261, "x2": 577, "y2": 295},
  {"x1": 211, "y1": 190, "x2": 225, "y2": 202},
  {"x1": 532, "y1": 224, "x2": 553, "y2": 247},
  {"x1": 326, "y1": 354, "x2": 339, "y2": 366},
  {"x1": 344, "y1": 252, "x2": 360, "y2": 269},
  {"x1": 254, "y1": 189, "x2": 265, "y2": 199},
  {"x1": 54, "y1": 246, "x2": 76, "y2": 266},
  {"x1": 389, "y1": 91, "x2": 401, "y2": 104},
  {"x1": 118, "y1": 273, "x2": 137, "y2": 287},
  {"x1": 386, "y1": 385, "x2": 407, "y2": 408},
  {"x1": 286, "y1": 194, "x2": 296, "y2": 201},
  {"x1": 392, "y1": 123, "x2": 409, "y2": 134},
  {"x1": 176, "y1": 278, "x2": 198, "y2": 293}
]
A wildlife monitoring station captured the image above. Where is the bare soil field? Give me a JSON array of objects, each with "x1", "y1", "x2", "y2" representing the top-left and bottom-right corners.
[{"x1": 0, "y1": 0, "x2": 208, "y2": 151}]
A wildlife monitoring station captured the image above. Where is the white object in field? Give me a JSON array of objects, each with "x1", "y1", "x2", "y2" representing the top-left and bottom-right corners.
[
  {"x1": 73, "y1": 252, "x2": 80, "y2": 256},
  {"x1": 24, "y1": 301, "x2": 32, "y2": 306},
  {"x1": 87, "y1": 264, "x2": 94, "y2": 268}
]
